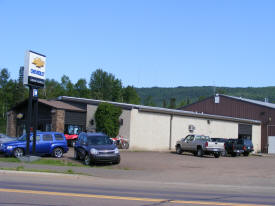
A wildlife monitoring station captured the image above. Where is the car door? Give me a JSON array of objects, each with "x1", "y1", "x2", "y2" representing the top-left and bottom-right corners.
[
  {"x1": 181, "y1": 135, "x2": 194, "y2": 151},
  {"x1": 39, "y1": 133, "x2": 53, "y2": 154}
]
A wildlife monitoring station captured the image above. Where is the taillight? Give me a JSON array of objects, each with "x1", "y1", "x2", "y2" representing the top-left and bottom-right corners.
[
  {"x1": 243, "y1": 146, "x2": 246, "y2": 150},
  {"x1": 205, "y1": 142, "x2": 208, "y2": 147}
]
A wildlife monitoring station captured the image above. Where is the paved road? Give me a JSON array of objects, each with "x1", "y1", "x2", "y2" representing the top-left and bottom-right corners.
[{"x1": 1, "y1": 171, "x2": 275, "y2": 206}]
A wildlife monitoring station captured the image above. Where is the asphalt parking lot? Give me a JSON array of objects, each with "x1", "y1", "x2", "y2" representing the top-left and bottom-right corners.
[{"x1": 62, "y1": 149, "x2": 275, "y2": 187}]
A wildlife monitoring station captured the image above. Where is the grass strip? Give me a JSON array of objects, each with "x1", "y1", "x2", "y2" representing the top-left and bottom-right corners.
[{"x1": 0, "y1": 166, "x2": 90, "y2": 176}]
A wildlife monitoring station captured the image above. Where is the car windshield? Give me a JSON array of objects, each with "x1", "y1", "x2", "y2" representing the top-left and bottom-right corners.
[{"x1": 87, "y1": 135, "x2": 113, "y2": 145}]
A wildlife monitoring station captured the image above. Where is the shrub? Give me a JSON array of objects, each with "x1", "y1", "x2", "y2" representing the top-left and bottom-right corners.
[{"x1": 95, "y1": 103, "x2": 122, "y2": 137}]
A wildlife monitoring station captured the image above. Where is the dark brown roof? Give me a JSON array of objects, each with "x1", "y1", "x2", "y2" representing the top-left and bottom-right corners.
[{"x1": 38, "y1": 99, "x2": 85, "y2": 112}]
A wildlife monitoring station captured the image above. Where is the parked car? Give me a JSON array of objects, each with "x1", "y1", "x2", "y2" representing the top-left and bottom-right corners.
[
  {"x1": 210, "y1": 138, "x2": 227, "y2": 156},
  {"x1": 237, "y1": 138, "x2": 254, "y2": 156},
  {"x1": 175, "y1": 134, "x2": 224, "y2": 158},
  {"x1": 0, "y1": 132, "x2": 68, "y2": 158},
  {"x1": 0, "y1": 133, "x2": 16, "y2": 143},
  {"x1": 224, "y1": 139, "x2": 244, "y2": 157},
  {"x1": 74, "y1": 132, "x2": 120, "y2": 165}
]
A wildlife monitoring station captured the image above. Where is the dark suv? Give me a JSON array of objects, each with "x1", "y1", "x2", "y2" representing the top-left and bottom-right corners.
[
  {"x1": 74, "y1": 132, "x2": 120, "y2": 165},
  {"x1": 0, "y1": 132, "x2": 68, "y2": 158},
  {"x1": 237, "y1": 139, "x2": 254, "y2": 156}
]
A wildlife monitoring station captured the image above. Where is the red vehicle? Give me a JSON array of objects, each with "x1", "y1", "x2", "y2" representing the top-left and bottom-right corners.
[
  {"x1": 111, "y1": 135, "x2": 129, "y2": 149},
  {"x1": 64, "y1": 125, "x2": 82, "y2": 146},
  {"x1": 64, "y1": 134, "x2": 78, "y2": 146}
]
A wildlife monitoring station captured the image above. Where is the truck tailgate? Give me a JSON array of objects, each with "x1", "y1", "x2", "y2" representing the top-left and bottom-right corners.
[{"x1": 206, "y1": 142, "x2": 224, "y2": 150}]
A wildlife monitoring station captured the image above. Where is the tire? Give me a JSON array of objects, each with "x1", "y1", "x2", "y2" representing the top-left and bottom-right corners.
[
  {"x1": 193, "y1": 152, "x2": 197, "y2": 156},
  {"x1": 232, "y1": 152, "x2": 237, "y2": 157},
  {"x1": 122, "y1": 142, "x2": 129, "y2": 149},
  {"x1": 243, "y1": 152, "x2": 249, "y2": 156},
  {"x1": 197, "y1": 148, "x2": 203, "y2": 157},
  {"x1": 13, "y1": 148, "x2": 24, "y2": 158},
  {"x1": 113, "y1": 157, "x2": 120, "y2": 165},
  {"x1": 84, "y1": 154, "x2": 91, "y2": 165},
  {"x1": 74, "y1": 149, "x2": 79, "y2": 160},
  {"x1": 53, "y1": 147, "x2": 63, "y2": 158},
  {"x1": 214, "y1": 153, "x2": 220, "y2": 158},
  {"x1": 223, "y1": 150, "x2": 227, "y2": 157},
  {"x1": 176, "y1": 145, "x2": 183, "y2": 154},
  {"x1": 71, "y1": 140, "x2": 76, "y2": 147}
]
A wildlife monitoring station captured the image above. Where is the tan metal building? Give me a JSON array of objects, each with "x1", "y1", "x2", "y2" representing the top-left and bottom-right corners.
[{"x1": 59, "y1": 96, "x2": 262, "y2": 152}]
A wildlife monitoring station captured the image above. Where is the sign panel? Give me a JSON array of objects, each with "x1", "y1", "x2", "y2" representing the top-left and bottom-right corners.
[{"x1": 24, "y1": 50, "x2": 46, "y2": 87}]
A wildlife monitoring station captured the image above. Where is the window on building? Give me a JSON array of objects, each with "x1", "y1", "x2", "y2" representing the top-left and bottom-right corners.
[{"x1": 64, "y1": 124, "x2": 83, "y2": 135}]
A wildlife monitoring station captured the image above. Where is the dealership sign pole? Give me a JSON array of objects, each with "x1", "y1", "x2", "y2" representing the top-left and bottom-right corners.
[{"x1": 24, "y1": 50, "x2": 46, "y2": 156}]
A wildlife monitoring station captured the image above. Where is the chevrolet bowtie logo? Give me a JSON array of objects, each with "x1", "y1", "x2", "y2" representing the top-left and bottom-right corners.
[{"x1": 32, "y1": 58, "x2": 44, "y2": 68}]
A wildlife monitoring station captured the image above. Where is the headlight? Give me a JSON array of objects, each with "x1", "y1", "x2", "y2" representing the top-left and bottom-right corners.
[
  {"x1": 7, "y1": 146, "x2": 13, "y2": 150},
  {"x1": 90, "y1": 148, "x2": 98, "y2": 155},
  {"x1": 114, "y1": 148, "x2": 119, "y2": 154}
]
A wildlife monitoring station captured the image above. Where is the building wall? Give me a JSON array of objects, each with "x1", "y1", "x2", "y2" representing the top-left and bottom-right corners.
[
  {"x1": 129, "y1": 109, "x2": 171, "y2": 150},
  {"x1": 51, "y1": 109, "x2": 65, "y2": 133},
  {"x1": 129, "y1": 109, "x2": 261, "y2": 152},
  {"x1": 86, "y1": 104, "x2": 131, "y2": 139},
  {"x1": 182, "y1": 95, "x2": 274, "y2": 152}
]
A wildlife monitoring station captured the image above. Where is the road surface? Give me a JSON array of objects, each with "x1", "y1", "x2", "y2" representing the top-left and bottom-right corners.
[{"x1": 0, "y1": 171, "x2": 275, "y2": 206}]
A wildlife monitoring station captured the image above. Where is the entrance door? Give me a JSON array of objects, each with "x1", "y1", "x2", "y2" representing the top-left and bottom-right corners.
[
  {"x1": 238, "y1": 124, "x2": 252, "y2": 140},
  {"x1": 268, "y1": 136, "x2": 275, "y2": 154}
]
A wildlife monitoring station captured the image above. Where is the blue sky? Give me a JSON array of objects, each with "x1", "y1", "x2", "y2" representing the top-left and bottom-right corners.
[{"x1": 0, "y1": 0, "x2": 274, "y2": 88}]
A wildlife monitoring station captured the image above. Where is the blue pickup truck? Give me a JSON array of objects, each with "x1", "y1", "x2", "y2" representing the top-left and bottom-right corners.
[{"x1": 0, "y1": 132, "x2": 68, "y2": 158}]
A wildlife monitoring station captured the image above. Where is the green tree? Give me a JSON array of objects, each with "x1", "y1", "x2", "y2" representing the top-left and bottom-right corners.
[
  {"x1": 95, "y1": 103, "x2": 122, "y2": 137},
  {"x1": 122, "y1": 86, "x2": 140, "y2": 104},
  {"x1": 169, "y1": 98, "x2": 176, "y2": 109},
  {"x1": 144, "y1": 95, "x2": 156, "y2": 106},
  {"x1": 162, "y1": 99, "x2": 167, "y2": 108},
  {"x1": 89, "y1": 69, "x2": 123, "y2": 101},
  {"x1": 74, "y1": 78, "x2": 90, "y2": 98},
  {"x1": 42, "y1": 79, "x2": 65, "y2": 99},
  {"x1": 0, "y1": 68, "x2": 10, "y2": 119},
  {"x1": 61, "y1": 75, "x2": 75, "y2": 96},
  {"x1": 178, "y1": 100, "x2": 186, "y2": 108}
]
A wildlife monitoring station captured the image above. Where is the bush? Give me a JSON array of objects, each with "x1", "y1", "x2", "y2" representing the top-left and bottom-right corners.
[{"x1": 95, "y1": 103, "x2": 122, "y2": 137}]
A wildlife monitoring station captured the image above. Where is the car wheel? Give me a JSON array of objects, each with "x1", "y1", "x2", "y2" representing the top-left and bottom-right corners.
[
  {"x1": 197, "y1": 148, "x2": 203, "y2": 157},
  {"x1": 223, "y1": 150, "x2": 227, "y2": 157},
  {"x1": 84, "y1": 154, "x2": 91, "y2": 165},
  {"x1": 74, "y1": 150, "x2": 79, "y2": 160},
  {"x1": 122, "y1": 142, "x2": 129, "y2": 149},
  {"x1": 243, "y1": 152, "x2": 249, "y2": 156},
  {"x1": 112, "y1": 158, "x2": 120, "y2": 165},
  {"x1": 13, "y1": 148, "x2": 24, "y2": 158},
  {"x1": 53, "y1": 147, "x2": 63, "y2": 158},
  {"x1": 214, "y1": 153, "x2": 220, "y2": 158},
  {"x1": 72, "y1": 140, "x2": 76, "y2": 147},
  {"x1": 232, "y1": 152, "x2": 237, "y2": 157},
  {"x1": 176, "y1": 145, "x2": 183, "y2": 154}
]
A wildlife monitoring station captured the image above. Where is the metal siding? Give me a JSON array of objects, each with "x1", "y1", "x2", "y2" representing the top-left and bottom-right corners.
[
  {"x1": 183, "y1": 95, "x2": 275, "y2": 152},
  {"x1": 65, "y1": 111, "x2": 86, "y2": 126}
]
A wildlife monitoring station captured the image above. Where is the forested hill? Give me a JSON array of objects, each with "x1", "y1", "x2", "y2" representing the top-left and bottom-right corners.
[{"x1": 135, "y1": 86, "x2": 275, "y2": 107}]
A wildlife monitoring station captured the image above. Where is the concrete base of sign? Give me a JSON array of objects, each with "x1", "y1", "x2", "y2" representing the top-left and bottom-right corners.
[{"x1": 18, "y1": 155, "x2": 41, "y2": 162}]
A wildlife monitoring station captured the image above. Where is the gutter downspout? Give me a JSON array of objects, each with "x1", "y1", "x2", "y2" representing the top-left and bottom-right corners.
[{"x1": 169, "y1": 114, "x2": 173, "y2": 150}]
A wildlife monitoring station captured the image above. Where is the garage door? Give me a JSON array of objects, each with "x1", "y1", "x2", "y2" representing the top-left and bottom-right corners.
[{"x1": 268, "y1": 136, "x2": 275, "y2": 154}]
